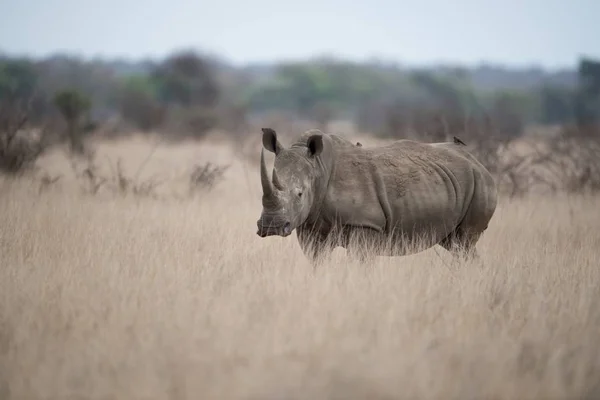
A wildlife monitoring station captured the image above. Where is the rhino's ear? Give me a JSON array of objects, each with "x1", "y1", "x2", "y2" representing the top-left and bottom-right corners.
[
  {"x1": 262, "y1": 128, "x2": 283, "y2": 155},
  {"x1": 307, "y1": 134, "x2": 324, "y2": 157}
]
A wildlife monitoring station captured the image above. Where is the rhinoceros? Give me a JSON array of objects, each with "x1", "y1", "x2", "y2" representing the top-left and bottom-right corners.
[{"x1": 255, "y1": 128, "x2": 497, "y2": 265}]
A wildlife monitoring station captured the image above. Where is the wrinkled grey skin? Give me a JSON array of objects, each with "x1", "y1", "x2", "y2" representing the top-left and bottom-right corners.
[{"x1": 256, "y1": 128, "x2": 498, "y2": 266}]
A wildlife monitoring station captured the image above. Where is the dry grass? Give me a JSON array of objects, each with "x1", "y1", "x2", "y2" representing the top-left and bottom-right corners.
[{"x1": 1, "y1": 136, "x2": 600, "y2": 400}]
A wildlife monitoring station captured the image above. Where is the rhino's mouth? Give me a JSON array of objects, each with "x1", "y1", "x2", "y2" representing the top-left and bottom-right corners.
[{"x1": 256, "y1": 221, "x2": 292, "y2": 238}]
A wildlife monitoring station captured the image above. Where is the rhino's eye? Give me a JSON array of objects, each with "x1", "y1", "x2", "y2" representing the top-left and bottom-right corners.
[{"x1": 298, "y1": 191, "x2": 303, "y2": 198}]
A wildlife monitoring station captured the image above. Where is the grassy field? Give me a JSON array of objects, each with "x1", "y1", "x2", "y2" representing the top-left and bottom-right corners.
[{"x1": 1, "y1": 135, "x2": 600, "y2": 399}]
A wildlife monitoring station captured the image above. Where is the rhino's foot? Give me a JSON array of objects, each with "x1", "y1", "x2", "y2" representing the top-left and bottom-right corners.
[
  {"x1": 449, "y1": 248, "x2": 480, "y2": 263},
  {"x1": 296, "y1": 228, "x2": 335, "y2": 270},
  {"x1": 438, "y1": 228, "x2": 484, "y2": 265}
]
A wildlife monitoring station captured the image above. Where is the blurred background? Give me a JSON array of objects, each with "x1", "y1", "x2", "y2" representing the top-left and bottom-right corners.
[{"x1": 1, "y1": 0, "x2": 599, "y2": 196}]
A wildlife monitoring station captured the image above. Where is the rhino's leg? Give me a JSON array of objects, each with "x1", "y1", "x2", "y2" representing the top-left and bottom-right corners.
[
  {"x1": 345, "y1": 227, "x2": 378, "y2": 265},
  {"x1": 296, "y1": 228, "x2": 333, "y2": 269},
  {"x1": 441, "y1": 166, "x2": 496, "y2": 265},
  {"x1": 438, "y1": 228, "x2": 482, "y2": 263}
]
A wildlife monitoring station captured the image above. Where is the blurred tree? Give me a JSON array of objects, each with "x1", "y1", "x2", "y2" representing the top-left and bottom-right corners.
[
  {"x1": 0, "y1": 59, "x2": 50, "y2": 124},
  {"x1": 537, "y1": 84, "x2": 575, "y2": 125},
  {"x1": 0, "y1": 52, "x2": 587, "y2": 141},
  {"x1": 151, "y1": 50, "x2": 220, "y2": 137},
  {"x1": 246, "y1": 60, "x2": 415, "y2": 128},
  {"x1": 53, "y1": 89, "x2": 92, "y2": 154},
  {"x1": 486, "y1": 90, "x2": 538, "y2": 137},
  {"x1": 153, "y1": 51, "x2": 220, "y2": 108},
  {"x1": 0, "y1": 59, "x2": 38, "y2": 99},
  {"x1": 117, "y1": 75, "x2": 165, "y2": 132},
  {"x1": 575, "y1": 58, "x2": 600, "y2": 129},
  {"x1": 276, "y1": 63, "x2": 333, "y2": 116},
  {"x1": 35, "y1": 55, "x2": 120, "y2": 122}
]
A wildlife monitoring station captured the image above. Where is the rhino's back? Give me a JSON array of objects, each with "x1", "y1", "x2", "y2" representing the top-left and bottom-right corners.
[{"x1": 322, "y1": 140, "x2": 480, "y2": 245}]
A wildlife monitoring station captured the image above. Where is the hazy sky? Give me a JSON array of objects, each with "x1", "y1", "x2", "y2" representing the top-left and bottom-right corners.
[{"x1": 1, "y1": 0, "x2": 598, "y2": 68}]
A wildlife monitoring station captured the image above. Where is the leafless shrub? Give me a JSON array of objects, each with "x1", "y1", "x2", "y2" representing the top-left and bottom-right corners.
[
  {"x1": 69, "y1": 151, "x2": 107, "y2": 195},
  {"x1": 189, "y1": 162, "x2": 230, "y2": 194},
  {"x1": 0, "y1": 97, "x2": 51, "y2": 175},
  {"x1": 521, "y1": 129, "x2": 600, "y2": 194},
  {"x1": 69, "y1": 153, "x2": 169, "y2": 198},
  {"x1": 65, "y1": 137, "x2": 229, "y2": 199},
  {"x1": 70, "y1": 151, "x2": 168, "y2": 198},
  {"x1": 37, "y1": 171, "x2": 62, "y2": 194},
  {"x1": 463, "y1": 131, "x2": 519, "y2": 196},
  {"x1": 106, "y1": 157, "x2": 168, "y2": 198},
  {"x1": 465, "y1": 124, "x2": 600, "y2": 198}
]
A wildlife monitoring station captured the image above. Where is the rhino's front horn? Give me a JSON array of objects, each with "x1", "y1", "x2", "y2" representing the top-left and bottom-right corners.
[{"x1": 260, "y1": 149, "x2": 274, "y2": 197}]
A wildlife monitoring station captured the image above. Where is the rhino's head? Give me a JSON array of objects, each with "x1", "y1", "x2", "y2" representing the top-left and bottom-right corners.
[{"x1": 256, "y1": 128, "x2": 330, "y2": 238}]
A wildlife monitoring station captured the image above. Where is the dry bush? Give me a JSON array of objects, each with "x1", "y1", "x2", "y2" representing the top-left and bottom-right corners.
[
  {"x1": 103, "y1": 156, "x2": 168, "y2": 198},
  {"x1": 0, "y1": 98, "x2": 50, "y2": 175},
  {"x1": 465, "y1": 126, "x2": 600, "y2": 198},
  {"x1": 1, "y1": 136, "x2": 600, "y2": 399},
  {"x1": 65, "y1": 147, "x2": 165, "y2": 197},
  {"x1": 66, "y1": 150, "x2": 228, "y2": 199},
  {"x1": 117, "y1": 87, "x2": 167, "y2": 134},
  {"x1": 189, "y1": 162, "x2": 230, "y2": 194},
  {"x1": 533, "y1": 126, "x2": 600, "y2": 193}
]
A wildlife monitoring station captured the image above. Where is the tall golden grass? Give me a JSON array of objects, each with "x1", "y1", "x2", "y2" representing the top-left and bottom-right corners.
[{"x1": 1, "y1": 135, "x2": 599, "y2": 399}]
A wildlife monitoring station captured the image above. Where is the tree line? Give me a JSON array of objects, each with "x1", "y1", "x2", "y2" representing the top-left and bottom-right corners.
[{"x1": 1, "y1": 50, "x2": 599, "y2": 142}]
